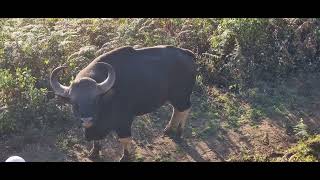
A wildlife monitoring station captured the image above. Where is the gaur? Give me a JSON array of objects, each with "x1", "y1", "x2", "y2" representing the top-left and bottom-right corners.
[{"x1": 50, "y1": 45, "x2": 196, "y2": 161}]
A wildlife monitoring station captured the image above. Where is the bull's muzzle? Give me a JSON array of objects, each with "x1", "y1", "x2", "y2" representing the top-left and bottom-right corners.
[{"x1": 81, "y1": 117, "x2": 93, "y2": 128}]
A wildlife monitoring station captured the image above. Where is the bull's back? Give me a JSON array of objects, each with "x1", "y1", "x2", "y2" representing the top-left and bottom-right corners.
[
  {"x1": 89, "y1": 46, "x2": 195, "y2": 115},
  {"x1": 114, "y1": 51, "x2": 171, "y2": 115}
]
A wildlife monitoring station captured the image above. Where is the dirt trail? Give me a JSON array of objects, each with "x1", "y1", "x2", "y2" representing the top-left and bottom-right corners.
[
  {"x1": 2, "y1": 78, "x2": 320, "y2": 162},
  {"x1": 0, "y1": 111, "x2": 303, "y2": 162}
]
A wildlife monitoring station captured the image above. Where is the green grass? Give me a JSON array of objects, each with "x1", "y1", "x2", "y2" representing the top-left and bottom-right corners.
[
  {"x1": 134, "y1": 151, "x2": 145, "y2": 162},
  {"x1": 191, "y1": 81, "x2": 268, "y2": 135},
  {"x1": 56, "y1": 133, "x2": 81, "y2": 152},
  {"x1": 227, "y1": 145, "x2": 268, "y2": 162},
  {"x1": 283, "y1": 135, "x2": 320, "y2": 162}
]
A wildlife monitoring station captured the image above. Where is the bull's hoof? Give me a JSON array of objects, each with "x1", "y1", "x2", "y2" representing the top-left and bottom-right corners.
[
  {"x1": 88, "y1": 148, "x2": 100, "y2": 160},
  {"x1": 176, "y1": 126, "x2": 184, "y2": 138},
  {"x1": 88, "y1": 152, "x2": 100, "y2": 160},
  {"x1": 119, "y1": 155, "x2": 130, "y2": 162},
  {"x1": 163, "y1": 127, "x2": 182, "y2": 140},
  {"x1": 164, "y1": 124, "x2": 176, "y2": 135},
  {"x1": 119, "y1": 151, "x2": 133, "y2": 162}
]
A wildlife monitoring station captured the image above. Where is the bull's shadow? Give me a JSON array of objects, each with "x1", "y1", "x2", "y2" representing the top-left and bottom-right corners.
[{"x1": 170, "y1": 137, "x2": 209, "y2": 162}]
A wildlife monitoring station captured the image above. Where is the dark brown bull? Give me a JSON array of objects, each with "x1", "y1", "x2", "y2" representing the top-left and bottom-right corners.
[{"x1": 50, "y1": 45, "x2": 196, "y2": 161}]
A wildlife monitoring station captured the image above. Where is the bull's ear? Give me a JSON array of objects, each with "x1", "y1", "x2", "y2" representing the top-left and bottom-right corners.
[{"x1": 56, "y1": 94, "x2": 71, "y2": 104}]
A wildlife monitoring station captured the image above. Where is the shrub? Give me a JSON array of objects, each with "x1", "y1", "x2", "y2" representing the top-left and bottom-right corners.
[{"x1": 199, "y1": 18, "x2": 320, "y2": 89}]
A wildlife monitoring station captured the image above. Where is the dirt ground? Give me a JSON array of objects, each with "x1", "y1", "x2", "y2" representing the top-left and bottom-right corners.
[
  {"x1": 1, "y1": 76, "x2": 320, "y2": 162},
  {"x1": 0, "y1": 118, "x2": 295, "y2": 162},
  {"x1": 0, "y1": 105, "x2": 311, "y2": 162}
]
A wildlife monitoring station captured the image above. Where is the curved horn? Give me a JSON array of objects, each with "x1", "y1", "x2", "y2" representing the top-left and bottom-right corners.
[
  {"x1": 97, "y1": 62, "x2": 116, "y2": 95},
  {"x1": 50, "y1": 66, "x2": 70, "y2": 98}
]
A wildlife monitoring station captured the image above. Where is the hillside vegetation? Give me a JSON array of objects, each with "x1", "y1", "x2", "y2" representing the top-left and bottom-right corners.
[{"x1": 1, "y1": 18, "x2": 320, "y2": 162}]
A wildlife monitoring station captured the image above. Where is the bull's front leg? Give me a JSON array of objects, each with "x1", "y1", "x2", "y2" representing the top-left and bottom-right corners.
[
  {"x1": 88, "y1": 140, "x2": 101, "y2": 159},
  {"x1": 115, "y1": 108, "x2": 135, "y2": 162},
  {"x1": 119, "y1": 137, "x2": 134, "y2": 162}
]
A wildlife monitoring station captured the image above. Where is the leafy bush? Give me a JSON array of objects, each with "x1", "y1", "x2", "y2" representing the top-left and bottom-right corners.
[
  {"x1": 199, "y1": 18, "x2": 320, "y2": 89},
  {"x1": 0, "y1": 67, "x2": 71, "y2": 134},
  {"x1": 285, "y1": 135, "x2": 320, "y2": 162}
]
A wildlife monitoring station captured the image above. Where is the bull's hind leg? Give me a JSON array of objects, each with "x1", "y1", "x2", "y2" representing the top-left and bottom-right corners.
[
  {"x1": 88, "y1": 140, "x2": 101, "y2": 159},
  {"x1": 164, "y1": 106, "x2": 191, "y2": 138},
  {"x1": 165, "y1": 82, "x2": 193, "y2": 139},
  {"x1": 165, "y1": 57, "x2": 195, "y2": 138},
  {"x1": 119, "y1": 137, "x2": 135, "y2": 162},
  {"x1": 164, "y1": 106, "x2": 181, "y2": 134},
  {"x1": 176, "y1": 107, "x2": 191, "y2": 137}
]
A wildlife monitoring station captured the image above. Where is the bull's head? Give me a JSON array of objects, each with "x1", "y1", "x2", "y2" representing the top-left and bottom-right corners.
[{"x1": 50, "y1": 62, "x2": 115, "y2": 129}]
